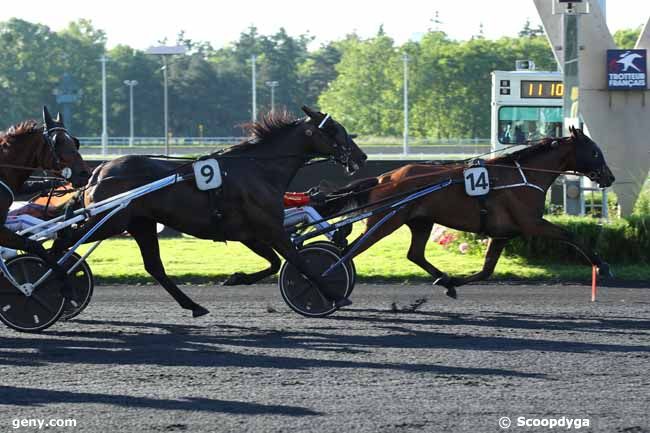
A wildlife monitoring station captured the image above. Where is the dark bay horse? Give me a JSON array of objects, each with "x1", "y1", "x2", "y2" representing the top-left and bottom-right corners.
[
  {"x1": 52, "y1": 107, "x2": 367, "y2": 317},
  {"x1": 0, "y1": 107, "x2": 91, "y2": 272},
  {"x1": 319, "y1": 127, "x2": 615, "y2": 298}
]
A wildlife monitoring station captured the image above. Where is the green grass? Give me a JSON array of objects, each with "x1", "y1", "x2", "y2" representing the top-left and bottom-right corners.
[{"x1": 77, "y1": 226, "x2": 650, "y2": 284}]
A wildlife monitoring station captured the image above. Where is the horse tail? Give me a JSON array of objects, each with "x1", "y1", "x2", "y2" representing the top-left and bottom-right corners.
[{"x1": 312, "y1": 177, "x2": 378, "y2": 217}]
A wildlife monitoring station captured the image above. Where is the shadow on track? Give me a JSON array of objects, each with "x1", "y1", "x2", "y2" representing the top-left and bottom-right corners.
[
  {"x1": 1, "y1": 311, "x2": 648, "y2": 377},
  {"x1": 0, "y1": 319, "x2": 549, "y2": 379},
  {"x1": 0, "y1": 385, "x2": 320, "y2": 416},
  {"x1": 339, "y1": 308, "x2": 650, "y2": 335}
]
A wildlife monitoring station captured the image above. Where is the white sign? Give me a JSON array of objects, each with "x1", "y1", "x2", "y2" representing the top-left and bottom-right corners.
[
  {"x1": 193, "y1": 159, "x2": 222, "y2": 191},
  {"x1": 464, "y1": 167, "x2": 490, "y2": 196}
]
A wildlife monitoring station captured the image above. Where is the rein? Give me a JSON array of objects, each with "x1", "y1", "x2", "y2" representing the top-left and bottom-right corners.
[
  {"x1": 63, "y1": 154, "x2": 336, "y2": 198},
  {"x1": 320, "y1": 159, "x2": 585, "y2": 211},
  {"x1": 0, "y1": 162, "x2": 67, "y2": 175}
]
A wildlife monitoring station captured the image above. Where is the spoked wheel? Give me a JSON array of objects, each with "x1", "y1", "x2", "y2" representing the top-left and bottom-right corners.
[
  {"x1": 305, "y1": 241, "x2": 356, "y2": 297},
  {"x1": 57, "y1": 252, "x2": 94, "y2": 320},
  {"x1": 0, "y1": 255, "x2": 66, "y2": 332},
  {"x1": 279, "y1": 244, "x2": 352, "y2": 318}
]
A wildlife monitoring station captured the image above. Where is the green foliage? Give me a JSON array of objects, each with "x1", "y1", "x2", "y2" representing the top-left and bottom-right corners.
[
  {"x1": 613, "y1": 27, "x2": 641, "y2": 49},
  {"x1": 457, "y1": 215, "x2": 650, "y2": 264},
  {"x1": 632, "y1": 179, "x2": 650, "y2": 216},
  {"x1": 319, "y1": 30, "x2": 556, "y2": 138},
  {"x1": 0, "y1": 17, "x2": 643, "y2": 141},
  {"x1": 318, "y1": 33, "x2": 402, "y2": 135},
  {"x1": 519, "y1": 19, "x2": 545, "y2": 38}
]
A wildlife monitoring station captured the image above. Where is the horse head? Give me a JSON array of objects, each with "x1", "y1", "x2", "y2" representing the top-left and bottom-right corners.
[
  {"x1": 301, "y1": 106, "x2": 367, "y2": 175},
  {"x1": 568, "y1": 126, "x2": 615, "y2": 188},
  {"x1": 43, "y1": 106, "x2": 91, "y2": 187}
]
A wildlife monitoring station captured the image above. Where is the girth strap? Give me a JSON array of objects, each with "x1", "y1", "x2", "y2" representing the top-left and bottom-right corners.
[{"x1": 477, "y1": 195, "x2": 488, "y2": 236}]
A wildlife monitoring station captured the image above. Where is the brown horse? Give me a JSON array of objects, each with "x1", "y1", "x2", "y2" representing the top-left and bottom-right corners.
[
  {"x1": 0, "y1": 107, "x2": 91, "y2": 272},
  {"x1": 52, "y1": 107, "x2": 367, "y2": 317},
  {"x1": 319, "y1": 127, "x2": 615, "y2": 298}
]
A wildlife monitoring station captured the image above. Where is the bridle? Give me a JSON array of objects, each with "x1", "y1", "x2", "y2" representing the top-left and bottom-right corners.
[
  {"x1": 0, "y1": 126, "x2": 73, "y2": 203},
  {"x1": 0, "y1": 126, "x2": 75, "y2": 199},
  {"x1": 316, "y1": 113, "x2": 357, "y2": 172},
  {"x1": 41, "y1": 126, "x2": 74, "y2": 179}
]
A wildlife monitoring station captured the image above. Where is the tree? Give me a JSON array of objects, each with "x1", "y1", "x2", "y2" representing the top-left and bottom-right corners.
[
  {"x1": 298, "y1": 42, "x2": 343, "y2": 108},
  {"x1": 0, "y1": 19, "x2": 61, "y2": 125},
  {"x1": 318, "y1": 33, "x2": 401, "y2": 135},
  {"x1": 519, "y1": 19, "x2": 545, "y2": 38},
  {"x1": 55, "y1": 19, "x2": 107, "y2": 135},
  {"x1": 613, "y1": 27, "x2": 641, "y2": 49},
  {"x1": 0, "y1": 17, "x2": 563, "y2": 139}
]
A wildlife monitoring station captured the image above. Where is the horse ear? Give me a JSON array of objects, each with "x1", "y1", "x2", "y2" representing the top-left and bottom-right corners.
[
  {"x1": 43, "y1": 106, "x2": 54, "y2": 129},
  {"x1": 56, "y1": 111, "x2": 63, "y2": 124},
  {"x1": 301, "y1": 106, "x2": 321, "y2": 120}
]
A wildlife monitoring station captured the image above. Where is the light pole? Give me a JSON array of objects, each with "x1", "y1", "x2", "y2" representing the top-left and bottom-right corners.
[
  {"x1": 145, "y1": 45, "x2": 187, "y2": 155},
  {"x1": 99, "y1": 55, "x2": 109, "y2": 156},
  {"x1": 123, "y1": 80, "x2": 138, "y2": 146},
  {"x1": 265, "y1": 81, "x2": 279, "y2": 113},
  {"x1": 251, "y1": 54, "x2": 257, "y2": 121},
  {"x1": 402, "y1": 53, "x2": 409, "y2": 155}
]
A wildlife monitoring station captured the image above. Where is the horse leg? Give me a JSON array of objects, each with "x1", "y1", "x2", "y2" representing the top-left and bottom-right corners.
[
  {"x1": 404, "y1": 219, "x2": 458, "y2": 298},
  {"x1": 446, "y1": 237, "x2": 509, "y2": 287},
  {"x1": 518, "y1": 218, "x2": 613, "y2": 277},
  {"x1": 223, "y1": 240, "x2": 281, "y2": 285},
  {"x1": 127, "y1": 218, "x2": 209, "y2": 317}
]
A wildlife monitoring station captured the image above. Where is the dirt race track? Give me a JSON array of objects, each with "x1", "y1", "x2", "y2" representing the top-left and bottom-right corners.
[{"x1": 0, "y1": 282, "x2": 649, "y2": 433}]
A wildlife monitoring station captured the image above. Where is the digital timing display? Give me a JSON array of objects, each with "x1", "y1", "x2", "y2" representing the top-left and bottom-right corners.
[{"x1": 520, "y1": 80, "x2": 564, "y2": 99}]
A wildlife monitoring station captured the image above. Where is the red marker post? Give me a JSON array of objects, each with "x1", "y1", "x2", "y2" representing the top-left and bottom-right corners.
[{"x1": 591, "y1": 265, "x2": 598, "y2": 302}]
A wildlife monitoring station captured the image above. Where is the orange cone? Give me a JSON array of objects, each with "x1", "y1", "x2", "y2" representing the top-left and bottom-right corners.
[{"x1": 591, "y1": 265, "x2": 598, "y2": 302}]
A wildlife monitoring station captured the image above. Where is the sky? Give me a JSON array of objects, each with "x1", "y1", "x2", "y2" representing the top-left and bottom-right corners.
[{"x1": 0, "y1": 0, "x2": 648, "y2": 50}]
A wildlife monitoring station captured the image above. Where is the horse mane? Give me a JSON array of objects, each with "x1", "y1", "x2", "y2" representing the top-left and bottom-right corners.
[
  {"x1": 223, "y1": 111, "x2": 300, "y2": 153},
  {"x1": 0, "y1": 120, "x2": 43, "y2": 147},
  {"x1": 489, "y1": 137, "x2": 557, "y2": 163}
]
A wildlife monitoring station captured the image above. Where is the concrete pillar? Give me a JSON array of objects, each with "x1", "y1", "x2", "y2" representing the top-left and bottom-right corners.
[{"x1": 534, "y1": 1, "x2": 650, "y2": 215}]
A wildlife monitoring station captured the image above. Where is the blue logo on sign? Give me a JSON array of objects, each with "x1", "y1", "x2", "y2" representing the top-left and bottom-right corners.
[{"x1": 607, "y1": 49, "x2": 647, "y2": 90}]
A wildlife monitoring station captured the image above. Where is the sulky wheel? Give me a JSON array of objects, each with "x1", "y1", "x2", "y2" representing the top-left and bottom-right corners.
[
  {"x1": 57, "y1": 252, "x2": 94, "y2": 321},
  {"x1": 279, "y1": 244, "x2": 352, "y2": 318},
  {"x1": 305, "y1": 241, "x2": 356, "y2": 297},
  {"x1": 0, "y1": 255, "x2": 66, "y2": 332}
]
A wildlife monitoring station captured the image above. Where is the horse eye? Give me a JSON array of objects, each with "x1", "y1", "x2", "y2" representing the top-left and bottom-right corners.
[{"x1": 592, "y1": 151, "x2": 599, "y2": 158}]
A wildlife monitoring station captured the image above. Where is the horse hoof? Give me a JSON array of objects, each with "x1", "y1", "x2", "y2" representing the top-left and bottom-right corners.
[
  {"x1": 192, "y1": 306, "x2": 210, "y2": 318},
  {"x1": 223, "y1": 273, "x2": 246, "y2": 286},
  {"x1": 445, "y1": 287, "x2": 457, "y2": 299},
  {"x1": 335, "y1": 298, "x2": 353, "y2": 308}
]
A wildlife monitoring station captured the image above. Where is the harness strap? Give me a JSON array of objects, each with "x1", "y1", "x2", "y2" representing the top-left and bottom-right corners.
[
  {"x1": 492, "y1": 161, "x2": 545, "y2": 193},
  {"x1": 318, "y1": 114, "x2": 331, "y2": 129}
]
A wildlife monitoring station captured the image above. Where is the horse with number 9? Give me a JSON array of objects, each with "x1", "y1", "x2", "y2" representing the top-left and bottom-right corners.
[{"x1": 52, "y1": 107, "x2": 367, "y2": 317}]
